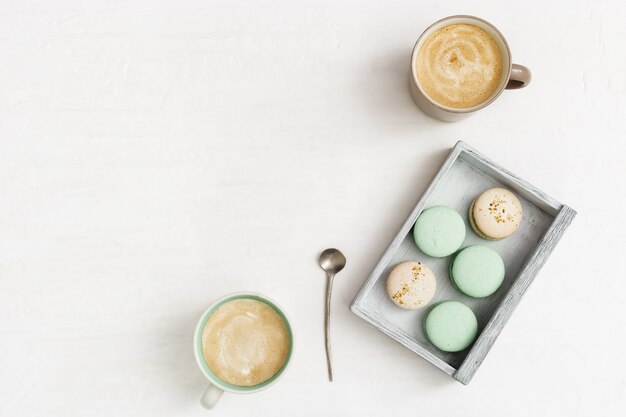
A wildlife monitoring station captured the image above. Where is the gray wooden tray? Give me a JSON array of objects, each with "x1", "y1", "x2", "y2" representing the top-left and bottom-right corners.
[{"x1": 350, "y1": 141, "x2": 576, "y2": 385}]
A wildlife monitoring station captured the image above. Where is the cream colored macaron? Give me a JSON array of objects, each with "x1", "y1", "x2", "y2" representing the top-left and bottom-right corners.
[
  {"x1": 386, "y1": 261, "x2": 436, "y2": 310},
  {"x1": 470, "y1": 188, "x2": 523, "y2": 240}
]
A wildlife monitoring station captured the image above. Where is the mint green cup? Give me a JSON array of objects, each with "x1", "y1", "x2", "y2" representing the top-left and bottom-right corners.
[{"x1": 193, "y1": 292, "x2": 294, "y2": 410}]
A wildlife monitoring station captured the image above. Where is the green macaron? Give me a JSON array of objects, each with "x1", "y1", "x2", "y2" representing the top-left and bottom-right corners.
[
  {"x1": 450, "y1": 245, "x2": 505, "y2": 298},
  {"x1": 413, "y1": 206, "x2": 466, "y2": 258},
  {"x1": 424, "y1": 301, "x2": 478, "y2": 352}
]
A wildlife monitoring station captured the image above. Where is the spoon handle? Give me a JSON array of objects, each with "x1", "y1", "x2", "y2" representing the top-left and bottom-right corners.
[{"x1": 324, "y1": 272, "x2": 334, "y2": 382}]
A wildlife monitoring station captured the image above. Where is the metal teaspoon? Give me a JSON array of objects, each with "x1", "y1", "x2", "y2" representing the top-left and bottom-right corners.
[{"x1": 318, "y1": 248, "x2": 346, "y2": 382}]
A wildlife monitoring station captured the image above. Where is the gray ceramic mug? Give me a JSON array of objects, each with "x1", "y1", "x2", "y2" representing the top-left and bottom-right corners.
[{"x1": 409, "y1": 15, "x2": 531, "y2": 122}]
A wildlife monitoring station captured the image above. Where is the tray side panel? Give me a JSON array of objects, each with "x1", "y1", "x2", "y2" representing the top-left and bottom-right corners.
[{"x1": 454, "y1": 205, "x2": 577, "y2": 384}]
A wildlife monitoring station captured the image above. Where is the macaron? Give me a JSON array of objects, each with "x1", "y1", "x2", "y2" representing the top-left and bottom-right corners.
[
  {"x1": 470, "y1": 188, "x2": 523, "y2": 240},
  {"x1": 413, "y1": 206, "x2": 466, "y2": 258},
  {"x1": 386, "y1": 261, "x2": 436, "y2": 309},
  {"x1": 450, "y1": 246, "x2": 505, "y2": 298},
  {"x1": 424, "y1": 301, "x2": 478, "y2": 352}
]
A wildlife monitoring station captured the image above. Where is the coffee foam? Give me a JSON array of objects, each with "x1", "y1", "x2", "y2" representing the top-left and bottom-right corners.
[
  {"x1": 201, "y1": 299, "x2": 290, "y2": 387},
  {"x1": 416, "y1": 23, "x2": 503, "y2": 109}
]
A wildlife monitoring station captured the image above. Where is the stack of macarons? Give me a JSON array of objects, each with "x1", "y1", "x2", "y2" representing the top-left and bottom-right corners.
[{"x1": 385, "y1": 187, "x2": 523, "y2": 353}]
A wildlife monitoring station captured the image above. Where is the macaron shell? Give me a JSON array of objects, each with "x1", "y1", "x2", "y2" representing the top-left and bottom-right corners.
[
  {"x1": 450, "y1": 246, "x2": 505, "y2": 298},
  {"x1": 413, "y1": 206, "x2": 466, "y2": 258},
  {"x1": 386, "y1": 261, "x2": 436, "y2": 309},
  {"x1": 424, "y1": 301, "x2": 478, "y2": 352},
  {"x1": 471, "y1": 188, "x2": 523, "y2": 240}
]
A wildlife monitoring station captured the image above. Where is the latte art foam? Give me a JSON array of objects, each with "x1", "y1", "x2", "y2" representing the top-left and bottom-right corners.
[
  {"x1": 416, "y1": 23, "x2": 503, "y2": 109},
  {"x1": 202, "y1": 299, "x2": 290, "y2": 387}
]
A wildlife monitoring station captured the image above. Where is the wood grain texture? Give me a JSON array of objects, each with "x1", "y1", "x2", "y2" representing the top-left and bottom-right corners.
[{"x1": 351, "y1": 141, "x2": 576, "y2": 383}]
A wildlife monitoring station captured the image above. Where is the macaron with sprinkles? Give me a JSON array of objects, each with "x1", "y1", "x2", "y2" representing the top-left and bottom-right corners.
[
  {"x1": 386, "y1": 261, "x2": 436, "y2": 310},
  {"x1": 470, "y1": 188, "x2": 523, "y2": 240}
]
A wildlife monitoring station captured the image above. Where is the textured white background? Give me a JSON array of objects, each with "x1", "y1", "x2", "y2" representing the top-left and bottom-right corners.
[{"x1": 1, "y1": 1, "x2": 625, "y2": 416}]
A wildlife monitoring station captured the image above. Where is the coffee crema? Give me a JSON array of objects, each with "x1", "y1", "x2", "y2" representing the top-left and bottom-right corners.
[
  {"x1": 201, "y1": 298, "x2": 290, "y2": 387},
  {"x1": 416, "y1": 23, "x2": 503, "y2": 109}
]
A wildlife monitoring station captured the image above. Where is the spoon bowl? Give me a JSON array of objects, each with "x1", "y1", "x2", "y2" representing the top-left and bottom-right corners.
[{"x1": 319, "y1": 248, "x2": 346, "y2": 275}]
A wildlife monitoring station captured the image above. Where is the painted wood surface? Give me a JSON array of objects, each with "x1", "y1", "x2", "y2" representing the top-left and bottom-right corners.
[{"x1": 351, "y1": 141, "x2": 576, "y2": 383}]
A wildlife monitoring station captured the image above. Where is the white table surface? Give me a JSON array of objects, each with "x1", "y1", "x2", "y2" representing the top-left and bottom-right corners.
[{"x1": 1, "y1": 1, "x2": 625, "y2": 416}]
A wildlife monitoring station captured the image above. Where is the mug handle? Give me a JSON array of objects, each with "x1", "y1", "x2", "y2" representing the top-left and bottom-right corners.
[
  {"x1": 506, "y1": 64, "x2": 532, "y2": 89},
  {"x1": 200, "y1": 383, "x2": 223, "y2": 410}
]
